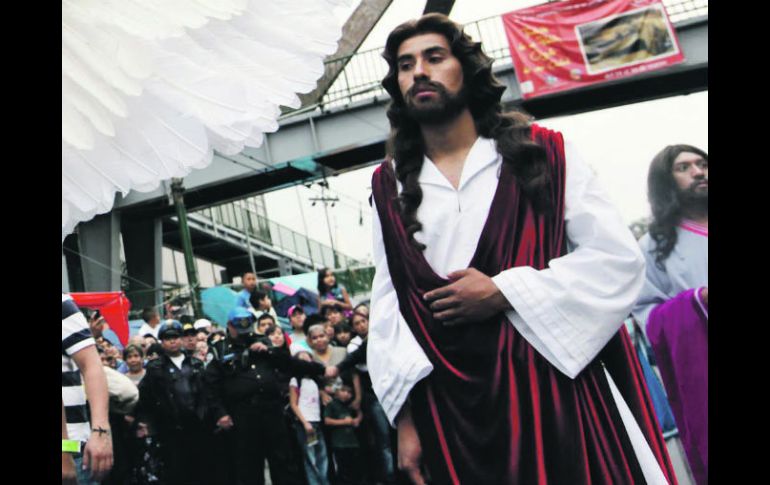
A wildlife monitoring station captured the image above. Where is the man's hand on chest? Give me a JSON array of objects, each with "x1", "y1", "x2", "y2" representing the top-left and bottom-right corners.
[{"x1": 423, "y1": 267, "x2": 512, "y2": 326}]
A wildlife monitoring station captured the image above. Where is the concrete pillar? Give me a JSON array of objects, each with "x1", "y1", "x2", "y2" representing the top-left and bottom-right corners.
[
  {"x1": 62, "y1": 233, "x2": 85, "y2": 293},
  {"x1": 78, "y1": 212, "x2": 122, "y2": 292},
  {"x1": 122, "y1": 217, "x2": 164, "y2": 310},
  {"x1": 62, "y1": 251, "x2": 70, "y2": 293}
]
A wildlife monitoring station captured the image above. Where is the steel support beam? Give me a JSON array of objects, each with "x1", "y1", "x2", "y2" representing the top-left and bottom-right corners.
[
  {"x1": 171, "y1": 179, "x2": 203, "y2": 318},
  {"x1": 78, "y1": 212, "x2": 122, "y2": 292},
  {"x1": 113, "y1": 19, "x2": 707, "y2": 218},
  {"x1": 298, "y1": 0, "x2": 393, "y2": 107},
  {"x1": 122, "y1": 217, "x2": 164, "y2": 310}
]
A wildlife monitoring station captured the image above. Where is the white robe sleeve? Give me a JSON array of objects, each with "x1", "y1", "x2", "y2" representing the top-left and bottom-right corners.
[
  {"x1": 631, "y1": 234, "x2": 671, "y2": 332},
  {"x1": 368, "y1": 196, "x2": 434, "y2": 427},
  {"x1": 491, "y1": 142, "x2": 646, "y2": 379}
]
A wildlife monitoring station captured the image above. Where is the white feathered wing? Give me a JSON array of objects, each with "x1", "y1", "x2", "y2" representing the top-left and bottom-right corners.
[{"x1": 62, "y1": 0, "x2": 353, "y2": 241}]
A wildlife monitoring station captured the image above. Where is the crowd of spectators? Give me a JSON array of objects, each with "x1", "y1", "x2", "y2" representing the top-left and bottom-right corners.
[{"x1": 87, "y1": 268, "x2": 398, "y2": 485}]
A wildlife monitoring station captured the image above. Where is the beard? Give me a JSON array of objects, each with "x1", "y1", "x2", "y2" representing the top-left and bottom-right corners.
[
  {"x1": 677, "y1": 180, "x2": 708, "y2": 212},
  {"x1": 404, "y1": 81, "x2": 468, "y2": 125}
]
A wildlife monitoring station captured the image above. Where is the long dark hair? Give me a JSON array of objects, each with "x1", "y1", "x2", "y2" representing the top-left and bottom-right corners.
[
  {"x1": 317, "y1": 267, "x2": 336, "y2": 295},
  {"x1": 381, "y1": 13, "x2": 550, "y2": 250},
  {"x1": 647, "y1": 144, "x2": 708, "y2": 269}
]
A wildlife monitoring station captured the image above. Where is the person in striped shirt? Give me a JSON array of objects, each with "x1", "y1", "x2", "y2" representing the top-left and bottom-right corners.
[{"x1": 62, "y1": 294, "x2": 113, "y2": 484}]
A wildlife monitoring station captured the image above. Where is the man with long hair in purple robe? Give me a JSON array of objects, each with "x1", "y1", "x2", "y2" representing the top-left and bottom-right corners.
[
  {"x1": 633, "y1": 145, "x2": 708, "y2": 485},
  {"x1": 367, "y1": 13, "x2": 677, "y2": 485}
]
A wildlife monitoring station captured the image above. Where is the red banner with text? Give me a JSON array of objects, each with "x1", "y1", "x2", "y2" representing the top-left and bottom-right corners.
[{"x1": 502, "y1": 0, "x2": 685, "y2": 99}]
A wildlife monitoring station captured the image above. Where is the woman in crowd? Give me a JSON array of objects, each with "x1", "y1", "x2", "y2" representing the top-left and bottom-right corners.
[{"x1": 317, "y1": 268, "x2": 353, "y2": 316}]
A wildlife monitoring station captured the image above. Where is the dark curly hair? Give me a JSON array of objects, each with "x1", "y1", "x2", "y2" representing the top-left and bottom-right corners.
[
  {"x1": 647, "y1": 144, "x2": 708, "y2": 269},
  {"x1": 381, "y1": 13, "x2": 550, "y2": 250}
]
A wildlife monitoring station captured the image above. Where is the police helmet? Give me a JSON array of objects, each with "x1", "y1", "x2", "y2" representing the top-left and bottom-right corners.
[
  {"x1": 157, "y1": 319, "x2": 183, "y2": 340},
  {"x1": 227, "y1": 307, "x2": 256, "y2": 335}
]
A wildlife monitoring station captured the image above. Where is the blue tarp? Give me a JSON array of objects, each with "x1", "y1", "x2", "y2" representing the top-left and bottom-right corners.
[
  {"x1": 274, "y1": 287, "x2": 320, "y2": 318},
  {"x1": 202, "y1": 286, "x2": 239, "y2": 326},
  {"x1": 268, "y1": 272, "x2": 318, "y2": 294}
]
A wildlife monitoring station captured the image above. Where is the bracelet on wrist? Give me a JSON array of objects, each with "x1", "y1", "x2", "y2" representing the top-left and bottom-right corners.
[
  {"x1": 92, "y1": 426, "x2": 111, "y2": 437},
  {"x1": 62, "y1": 439, "x2": 80, "y2": 453}
]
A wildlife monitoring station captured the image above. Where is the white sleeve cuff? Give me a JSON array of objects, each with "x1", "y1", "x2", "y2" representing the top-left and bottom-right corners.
[
  {"x1": 492, "y1": 269, "x2": 588, "y2": 378},
  {"x1": 379, "y1": 355, "x2": 433, "y2": 427},
  {"x1": 368, "y1": 314, "x2": 433, "y2": 427},
  {"x1": 66, "y1": 337, "x2": 96, "y2": 357}
]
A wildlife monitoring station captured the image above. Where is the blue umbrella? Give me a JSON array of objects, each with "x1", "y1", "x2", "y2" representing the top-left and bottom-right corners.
[{"x1": 201, "y1": 286, "x2": 239, "y2": 326}]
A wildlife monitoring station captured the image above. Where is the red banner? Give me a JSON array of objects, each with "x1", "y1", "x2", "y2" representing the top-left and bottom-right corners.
[
  {"x1": 502, "y1": 0, "x2": 685, "y2": 99},
  {"x1": 70, "y1": 292, "x2": 131, "y2": 346}
]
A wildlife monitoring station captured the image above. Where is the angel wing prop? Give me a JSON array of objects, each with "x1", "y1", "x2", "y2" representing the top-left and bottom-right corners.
[{"x1": 62, "y1": 0, "x2": 353, "y2": 241}]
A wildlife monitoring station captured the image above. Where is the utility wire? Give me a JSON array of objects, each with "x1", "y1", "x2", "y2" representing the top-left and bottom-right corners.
[
  {"x1": 63, "y1": 246, "x2": 155, "y2": 289},
  {"x1": 215, "y1": 153, "x2": 374, "y2": 221},
  {"x1": 63, "y1": 245, "x2": 198, "y2": 314}
]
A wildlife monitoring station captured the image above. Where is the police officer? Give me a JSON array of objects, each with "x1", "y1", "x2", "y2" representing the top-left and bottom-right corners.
[
  {"x1": 181, "y1": 321, "x2": 199, "y2": 355},
  {"x1": 205, "y1": 307, "x2": 328, "y2": 485},
  {"x1": 135, "y1": 320, "x2": 211, "y2": 485}
]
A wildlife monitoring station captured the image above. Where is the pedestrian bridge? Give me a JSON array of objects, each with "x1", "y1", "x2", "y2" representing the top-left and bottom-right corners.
[
  {"x1": 66, "y1": 4, "x2": 708, "y2": 308},
  {"x1": 114, "y1": 10, "x2": 708, "y2": 219}
]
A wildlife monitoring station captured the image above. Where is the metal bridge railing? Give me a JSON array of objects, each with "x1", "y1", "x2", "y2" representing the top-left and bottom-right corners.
[
  {"x1": 192, "y1": 197, "x2": 363, "y2": 270},
  {"x1": 287, "y1": 1, "x2": 707, "y2": 115}
]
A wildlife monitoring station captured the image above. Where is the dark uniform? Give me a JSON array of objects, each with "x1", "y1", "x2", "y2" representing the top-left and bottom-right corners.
[
  {"x1": 135, "y1": 321, "x2": 212, "y2": 485},
  {"x1": 205, "y1": 328, "x2": 327, "y2": 485}
]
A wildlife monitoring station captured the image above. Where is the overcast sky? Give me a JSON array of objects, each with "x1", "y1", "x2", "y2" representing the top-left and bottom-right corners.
[{"x1": 262, "y1": 0, "x2": 708, "y2": 265}]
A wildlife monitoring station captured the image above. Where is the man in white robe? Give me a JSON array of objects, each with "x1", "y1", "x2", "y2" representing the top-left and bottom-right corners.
[{"x1": 367, "y1": 13, "x2": 674, "y2": 485}]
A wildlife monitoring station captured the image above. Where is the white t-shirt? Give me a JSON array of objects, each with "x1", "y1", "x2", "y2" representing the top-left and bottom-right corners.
[
  {"x1": 290, "y1": 339, "x2": 312, "y2": 356},
  {"x1": 169, "y1": 354, "x2": 185, "y2": 369},
  {"x1": 289, "y1": 377, "x2": 321, "y2": 422},
  {"x1": 138, "y1": 322, "x2": 160, "y2": 340}
]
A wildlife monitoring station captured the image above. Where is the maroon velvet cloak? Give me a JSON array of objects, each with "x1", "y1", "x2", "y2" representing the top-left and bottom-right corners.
[{"x1": 371, "y1": 125, "x2": 676, "y2": 485}]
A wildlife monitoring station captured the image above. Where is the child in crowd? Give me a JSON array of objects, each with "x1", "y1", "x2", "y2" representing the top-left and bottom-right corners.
[
  {"x1": 324, "y1": 304, "x2": 345, "y2": 328},
  {"x1": 265, "y1": 324, "x2": 288, "y2": 350},
  {"x1": 317, "y1": 268, "x2": 353, "y2": 317},
  {"x1": 194, "y1": 341, "x2": 210, "y2": 365},
  {"x1": 98, "y1": 346, "x2": 117, "y2": 369},
  {"x1": 142, "y1": 334, "x2": 159, "y2": 354},
  {"x1": 257, "y1": 313, "x2": 277, "y2": 335},
  {"x1": 260, "y1": 314, "x2": 294, "y2": 348},
  {"x1": 352, "y1": 303, "x2": 369, "y2": 318},
  {"x1": 346, "y1": 311, "x2": 396, "y2": 484},
  {"x1": 307, "y1": 324, "x2": 347, "y2": 401},
  {"x1": 333, "y1": 323, "x2": 354, "y2": 348},
  {"x1": 288, "y1": 305, "x2": 311, "y2": 353},
  {"x1": 250, "y1": 289, "x2": 279, "y2": 322},
  {"x1": 123, "y1": 345, "x2": 146, "y2": 386},
  {"x1": 324, "y1": 321, "x2": 336, "y2": 343},
  {"x1": 117, "y1": 336, "x2": 145, "y2": 374},
  {"x1": 324, "y1": 385, "x2": 364, "y2": 485},
  {"x1": 145, "y1": 343, "x2": 163, "y2": 361},
  {"x1": 289, "y1": 350, "x2": 330, "y2": 485}
]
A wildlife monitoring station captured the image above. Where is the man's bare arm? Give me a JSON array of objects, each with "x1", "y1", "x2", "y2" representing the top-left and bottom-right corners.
[{"x1": 72, "y1": 345, "x2": 113, "y2": 480}]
